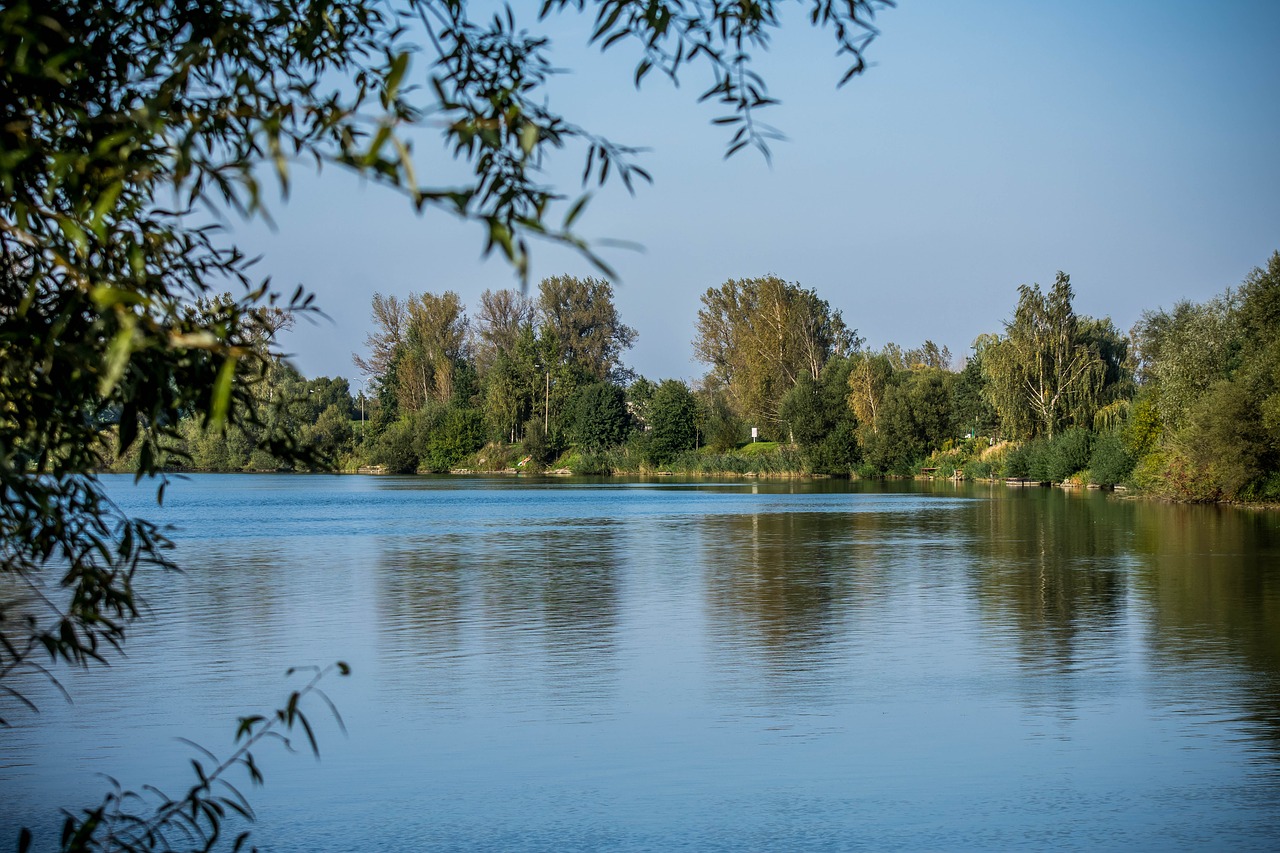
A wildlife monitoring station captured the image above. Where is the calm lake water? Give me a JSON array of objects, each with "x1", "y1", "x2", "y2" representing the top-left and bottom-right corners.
[{"x1": 3, "y1": 475, "x2": 1280, "y2": 851}]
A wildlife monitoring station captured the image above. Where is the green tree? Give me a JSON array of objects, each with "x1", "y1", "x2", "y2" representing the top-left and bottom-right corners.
[
  {"x1": 537, "y1": 275, "x2": 637, "y2": 385},
  {"x1": 1134, "y1": 252, "x2": 1280, "y2": 500},
  {"x1": 698, "y1": 386, "x2": 746, "y2": 452},
  {"x1": 534, "y1": 275, "x2": 636, "y2": 445},
  {"x1": 418, "y1": 405, "x2": 487, "y2": 472},
  {"x1": 307, "y1": 403, "x2": 357, "y2": 462},
  {"x1": 569, "y1": 381, "x2": 632, "y2": 452},
  {"x1": 694, "y1": 275, "x2": 855, "y2": 435},
  {"x1": 779, "y1": 356, "x2": 860, "y2": 473},
  {"x1": 951, "y1": 346, "x2": 999, "y2": 438},
  {"x1": 862, "y1": 367, "x2": 954, "y2": 474},
  {"x1": 398, "y1": 291, "x2": 470, "y2": 411},
  {"x1": 847, "y1": 350, "x2": 895, "y2": 437},
  {"x1": 626, "y1": 377, "x2": 659, "y2": 427},
  {"x1": 983, "y1": 273, "x2": 1118, "y2": 439},
  {"x1": 646, "y1": 379, "x2": 699, "y2": 465}
]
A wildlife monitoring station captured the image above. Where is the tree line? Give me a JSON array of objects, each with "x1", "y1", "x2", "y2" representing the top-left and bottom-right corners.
[{"x1": 154, "y1": 253, "x2": 1279, "y2": 503}]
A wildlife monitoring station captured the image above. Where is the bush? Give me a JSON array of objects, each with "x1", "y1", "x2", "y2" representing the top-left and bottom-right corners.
[
  {"x1": 702, "y1": 392, "x2": 744, "y2": 452},
  {"x1": 373, "y1": 418, "x2": 419, "y2": 473},
  {"x1": 963, "y1": 459, "x2": 994, "y2": 480},
  {"x1": 1045, "y1": 428, "x2": 1093, "y2": 483},
  {"x1": 1087, "y1": 432, "x2": 1135, "y2": 487},
  {"x1": 1001, "y1": 442, "x2": 1032, "y2": 478},
  {"x1": 522, "y1": 416, "x2": 553, "y2": 465},
  {"x1": 420, "y1": 407, "x2": 487, "y2": 472},
  {"x1": 807, "y1": 420, "x2": 861, "y2": 475},
  {"x1": 1025, "y1": 440, "x2": 1052, "y2": 483}
]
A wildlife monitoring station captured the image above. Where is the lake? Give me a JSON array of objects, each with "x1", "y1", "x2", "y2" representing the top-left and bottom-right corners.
[{"x1": 3, "y1": 475, "x2": 1280, "y2": 850}]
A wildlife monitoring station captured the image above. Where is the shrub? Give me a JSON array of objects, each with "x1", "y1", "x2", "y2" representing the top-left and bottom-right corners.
[
  {"x1": 807, "y1": 420, "x2": 860, "y2": 475},
  {"x1": 1045, "y1": 428, "x2": 1093, "y2": 483},
  {"x1": 421, "y1": 407, "x2": 486, "y2": 472},
  {"x1": 1001, "y1": 442, "x2": 1031, "y2": 478},
  {"x1": 963, "y1": 459, "x2": 994, "y2": 480},
  {"x1": 373, "y1": 418, "x2": 419, "y2": 473},
  {"x1": 1025, "y1": 440, "x2": 1052, "y2": 483},
  {"x1": 1087, "y1": 432, "x2": 1135, "y2": 487},
  {"x1": 522, "y1": 417, "x2": 553, "y2": 465}
]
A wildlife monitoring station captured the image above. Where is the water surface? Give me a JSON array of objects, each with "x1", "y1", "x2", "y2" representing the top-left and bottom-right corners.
[{"x1": 3, "y1": 475, "x2": 1279, "y2": 850}]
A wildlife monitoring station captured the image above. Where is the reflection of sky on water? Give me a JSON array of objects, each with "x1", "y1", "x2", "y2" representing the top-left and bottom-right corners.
[{"x1": 3, "y1": 475, "x2": 1279, "y2": 850}]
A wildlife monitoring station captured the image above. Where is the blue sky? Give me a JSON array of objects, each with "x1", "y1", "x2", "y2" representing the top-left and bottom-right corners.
[{"x1": 233, "y1": 0, "x2": 1280, "y2": 386}]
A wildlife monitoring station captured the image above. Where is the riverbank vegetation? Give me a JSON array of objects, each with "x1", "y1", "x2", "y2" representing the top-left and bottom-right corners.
[{"x1": 117, "y1": 253, "x2": 1280, "y2": 504}]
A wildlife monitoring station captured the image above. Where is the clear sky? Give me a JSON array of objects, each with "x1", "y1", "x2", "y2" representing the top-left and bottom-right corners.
[{"x1": 231, "y1": 0, "x2": 1280, "y2": 386}]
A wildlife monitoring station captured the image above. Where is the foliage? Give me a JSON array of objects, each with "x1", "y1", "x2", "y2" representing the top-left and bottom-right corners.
[
  {"x1": 1129, "y1": 251, "x2": 1280, "y2": 501},
  {"x1": 645, "y1": 380, "x2": 699, "y2": 466},
  {"x1": 521, "y1": 416, "x2": 554, "y2": 467},
  {"x1": 847, "y1": 351, "x2": 894, "y2": 436},
  {"x1": 1043, "y1": 427, "x2": 1093, "y2": 483},
  {"x1": 418, "y1": 405, "x2": 487, "y2": 472},
  {"x1": 983, "y1": 273, "x2": 1119, "y2": 439},
  {"x1": 626, "y1": 377, "x2": 659, "y2": 426},
  {"x1": 481, "y1": 327, "x2": 541, "y2": 443},
  {"x1": 950, "y1": 347, "x2": 999, "y2": 438},
  {"x1": 779, "y1": 358, "x2": 860, "y2": 473},
  {"x1": 1087, "y1": 432, "x2": 1135, "y2": 487},
  {"x1": 356, "y1": 291, "x2": 470, "y2": 415},
  {"x1": 568, "y1": 381, "x2": 632, "y2": 452},
  {"x1": 537, "y1": 276, "x2": 637, "y2": 386},
  {"x1": 1135, "y1": 293, "x2": 1240, "y2": 430},
  {"x1": 1001, "y1": 441, "x2": 1035, "y2": 479},
  {"x1": 372, "y1": 418, "x2": 420, "y2": 474},
  {"x1": 51, "y1": 664, "x2": 349, "y2": 853},
  {"x1": 2, "y1": 0, "x2": 898, "y2": 846},
  {"x1": 698, "y1": 387, "x2": 746, "y2": 452},
  {"x1": 473, "y1": 289, "x2": 536, "y2": 375},
  {"x1": 402, "y1": 292, "x2": 470, "y2": 411},
  {"x1": 694, "y1": 275, "x2": 857, "y2": 434},
  {"x1": 779, "y1": 374, "x2": 827, "y2": 447},
  {"x1": 862, "y1": 367, "x2": 953, "y2": 475}
]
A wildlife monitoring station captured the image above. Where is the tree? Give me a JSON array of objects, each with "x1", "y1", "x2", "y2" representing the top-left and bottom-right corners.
[
  {"x1": 626, "y1": 377, "x2": 659, "y2": 427},
  {"x1": 694, "y1": 276, "x2": 855, "y2": 434},
  {"x1": 1133, "y1": 251, "x2": 1280, "y2": 501},
  {"x1": 399, "y1": 291, "x2": 470, "y2": 411},
  {"x1": 847, "y1": 350, "x2": 895, "y2": 435},
  {"x1": 417, "y1": 405, "x2": 487, "y2": 472},
  {"x1": 537, "y1": 275, "x2": 637, "y2": 385},
  {"x1": 862, "y1": 367, "x2": 954, "y2": 474},
  {"x1": 779, "y1": 356, "x2": 860, "y2": 473},
  {"x1": 698, "y1": 386, "x2": 746, "y2": 452},
  {"x1": 1136, "y1": 293, "x2": 1241, "y2": 431},
  {"x1": 354, "y1": 293, "x2": 408, "y2": 394},
  {"x1": 2, "y1": 0, "x2": 894, "y2": 845},
  {"x1": 474, "y1": 289, "x2": 536, "y2": 375},
  {"x1": 568, "y1": 381, "x2": 632, "y2": 452},
  {"x1": 983, "y1": 273, "x2": 1114, "y2": 439},
  {"x1": 951, "y1": 346, "x2": 999, "y2": 438},
  {"x1": 534, "y1": 275, "x2": 637, "y2": 445},
  {"x1": 646, "y1": 380, "x2": 699, "y2": 465}
]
